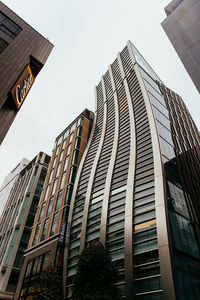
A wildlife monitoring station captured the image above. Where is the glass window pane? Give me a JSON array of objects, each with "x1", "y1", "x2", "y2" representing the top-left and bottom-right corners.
[
  {"x1": 134, "y1": 219, "x2": 156, "y2": 233},
  {"x1": 134, "y1": 239, "x2": 158, "y2": 254},
  {"x1": 56, "y1": 191, "x2": 62, "y2": 211},
  {"x1": 50, "y1": 212, "x2": 59, "y2": 236},
  {"x1": 135, "y1": 276, "x2": 161, "y2": 293},
  {"x1": 47, "y1": 197, "x2": 54, "y2": 216},
  {"x1": 134, "y1": 227, "x2": 157, "y2": 243},
  {"x1": 41, "y1": 219, "x2": 49, "y2": 241}
]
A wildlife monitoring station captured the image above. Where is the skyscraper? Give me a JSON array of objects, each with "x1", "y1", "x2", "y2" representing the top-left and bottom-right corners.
[
  {"x1": 0, "y1": 152, "x2": 50, "y2": 300},
  {"x1": 162, "y1": 0, "x2": 200, "y2": 94},
  {"x1": 14, "y1": 109, "x2": 94, "y2": 300},
  {"x1": 64, "y1": 41, "x2": 200, "y2": 300},
  {"x1": 0, "y1": 1, "x2": 53, "y2": 144}
]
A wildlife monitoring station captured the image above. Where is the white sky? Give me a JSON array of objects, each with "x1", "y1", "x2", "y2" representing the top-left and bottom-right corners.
[{"x1": 0, "y1": 0, "x2": 200, "y2": 186}]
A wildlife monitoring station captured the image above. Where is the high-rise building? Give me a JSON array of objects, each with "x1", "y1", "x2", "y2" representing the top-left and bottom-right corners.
[
  {"x1": 0, "y1": 1, "x2": 53, "y2": 144},
  {"x1": 0, "y1": 152, "x2": 50, "y2": 300},
  {"x1": 162, "y1": 0, "x2": 200, "y2": 94},
  {"x1": 0, "y1": 158, "x2": 29, "y2": 216},
  {"x1": 63, "y1": 41, "x2": 200, "y2": 299},
  {"x1": 14, "y1": 109, "x2": 94, "y2": 300}
]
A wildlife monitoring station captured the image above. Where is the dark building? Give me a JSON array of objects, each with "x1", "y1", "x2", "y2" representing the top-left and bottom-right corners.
[
  {"x1": 14, "y1": 109, "x2": 94, "y2": 300},
  {"x1": 63, "y1": 41, "x2": 200, "y2": 300},
  {"x1": 162, "y1": 0, "x2": 200, "y2": 94},
  {"x1": 0, "y1": 1, "x2": 53, "y2": 144},
  {"x1": 0, "y1": 152, "x2": 50, "y2": 300}
]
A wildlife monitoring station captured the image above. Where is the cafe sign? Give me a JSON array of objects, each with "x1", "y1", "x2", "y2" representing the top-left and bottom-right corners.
[{"x1": 11, "y1": 65, "x2": 34, "y2": 110}]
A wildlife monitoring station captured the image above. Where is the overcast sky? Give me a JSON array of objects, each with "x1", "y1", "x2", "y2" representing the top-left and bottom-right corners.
[{"x1": 0, "y1": 0, "x2": 200, "y2": 186}]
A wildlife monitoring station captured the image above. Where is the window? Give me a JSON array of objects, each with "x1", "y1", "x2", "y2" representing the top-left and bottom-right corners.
[
  {"x1": 50, "y1": 212, "x2": 59, "y2": 236},
  {"x1": 44, "y1": 185, "x2": 50, "y2": 201},
  {"x1": 64, "y1": 129, "x2": 69, "y2": 139},
  {"x1": 134, "y1": 219, "x2": 156, "y2": 233},
  {"x1": 52, "y1": 179, "x2": 58, "y2": 195},
  {"x1": 69, "y1": 167, "x2": 77, "y2": 183},
  {"x1": 134, "y1": 249, "x2": 159, "y2": 266},
  {"x1": 49, "y1": 169, "x2": 54, "y2": 183},
  {"x1": 134, "y1": 227, "x2": 157, "y2": 243},
  {"x1": 134, "y1": 202, "x2": 155, "y2": 215},
  {"x1": 108, "y1": 212, "x2": 125, "y2": 225},
  {"x1": 32, "y1": 256, "x2": 43, "y2": 274},
  {"x1": 69, "y1": 133, "x2": 74, "y2": 143},
  {"x1": 170, "y1": 211, "x2": 200, "y2": 258},
  {"x1": 62, "y1": 139, "x2": 67, "y2": 149},
  {"x1": 86, "y1": 231, "x2": 99, "y2": 242},
  {"x1": 75, "y1": 137, "x2": 81, "y2": 149},
  {"x1": 88, "y1": 207, "x2": 102, "y2": 219},
  {"x1": 108, "y1": 238, "x2": 124, "y2": 251},
  {"x1": 56, "y1": 164, "x2": 61, "y2": 178},
  {"x1": 107, "y1": 230, "x2": 124, "y2": 242},
  {"x1": 109, "y1": 198, "x2": 125, "y2": 210},
  {"x1": 134, "y1": 187, "x2": 155, "y2": 200},
  {"x1": 39, "y1": 204, "x2": 46, "y2": 221},
  {"x1": 47, "y1": 197, "x2": 54, "y2": 216},
  {"x1": 77, "y1": 126, "x2": 82, "y2": 137},
  {"x1": 67, "y1": 144, "x2": 71, "y2": 156},
  {"x1": 135, "y1": 262, "x2": 160, "y2": 279},
  {"x1": 134, "y1": 238, "x2": 158, "y2": 254},
  {"x1": 63, "y1": 156, "x2": 69, "y2": 171},
  {"x1": 135, "y1": 276, "x2": 161, "y2": 293},
  {"x1": 0, "y1": 11, "x2": 22, "y2": 39},
  {"x1": 0, "y1": 37, "x2": 8, "y2": 53},
  {"x1": 107, "y1": 220, "x2": 124, "y2": 233},
  {"x1": 134, "y1": 194, "x2": 155, "y2": 207},
  {"x1": 60, "y1": 173, "x2": 66, "y2": 190},
  {"x1": 56, "y1": 191, "x2": 62, "y2": 211},
  {"x1": 41, "y1": 218, "x2": 49, "y2": 241},
  {"x1": 72, "y1": 150, "x2": 79, "y2": 165},
  {"x1": 111, "y1": 186, "x2": 127, "y2": 196},
  {"x1": 87, "y1": 221, "x2": 101, "y2": 233},
  {"x1": 32, "y1": 224, "x2": 40, "y2": 246},
  {"x1": 109, "y1": 204, "x2": 125, "y2": 217},
  {"x1": 65, "y1": 184, "x2": 73, "y2": 204},
  {"x1": 109, "y1": 247, "x2": 124, "y2": 260},
  {"x1": 60, "y1": 151, "x2": 64, "y2": 162},
  {"x1": 52, "y1": 157, "x2": 57, "y2": 168},
  {"x1": 135, "y1": 175, "x2": 154, "y2": 187},
  {"x1": 56, "y1": 146, "x2": 60, "y2": 155},
  {"x1": 72, "y1": 215, "x2": 83, "y2": 227},
  {"x1": 71, "y1": 122, "x2": 76, "y2": 132},
  {"x1": 89, "y1": 200, "x2": 102, "y2": 212},
  {"x1": 14, "y1": 239, "x2": 28, "y2": 268},
  {"x1": 62, "y1": 207, "x2": 67, "y2": 223}
]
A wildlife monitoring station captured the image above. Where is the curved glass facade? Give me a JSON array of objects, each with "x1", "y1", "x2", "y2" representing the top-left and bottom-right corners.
[{"x1": 66, "y1": 41, "x2": 200, "y2": 300}]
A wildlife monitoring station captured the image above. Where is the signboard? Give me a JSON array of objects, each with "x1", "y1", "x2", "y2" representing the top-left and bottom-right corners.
[
  {"x1": 11, "y1": 64, "x2": 34, "y2": 110},
  {"x1": 58, "y1": 223, "x2": 70, "y2": 245}
]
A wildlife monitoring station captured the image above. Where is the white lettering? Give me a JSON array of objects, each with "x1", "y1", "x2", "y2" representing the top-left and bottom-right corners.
[{"x1": 15, "y1": 73, "x2": 33, "y2": 107}]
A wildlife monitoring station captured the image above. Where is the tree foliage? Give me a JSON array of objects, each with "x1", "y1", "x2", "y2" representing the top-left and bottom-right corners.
[
  {"x1": 32, "y1": 265, "x2": 62, "y2": 300},
  {"x1": 72, "y1": 243, "x2": 121, "y2": 300}
]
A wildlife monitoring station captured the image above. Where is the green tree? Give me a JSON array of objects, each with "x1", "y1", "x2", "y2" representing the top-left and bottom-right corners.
[
  {"x1": 32, "y1": 265, "x2": 62, "y2": 300},
  {"x1": 72, "y1": 242, "x2": 121, "y2": 300}
]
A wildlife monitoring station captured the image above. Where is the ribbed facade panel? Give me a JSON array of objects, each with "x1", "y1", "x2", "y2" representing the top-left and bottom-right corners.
[{"x1": 66, "y1": 41, "x2": 200, "y2": 300}]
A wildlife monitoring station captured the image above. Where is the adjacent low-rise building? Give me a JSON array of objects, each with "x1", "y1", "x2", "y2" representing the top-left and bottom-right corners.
[
  {"x1": 0, "y1": 152, "x2": 50, "y2": 300},
  {"x1": 14, "y1": 109, "x2": 94, "y2": 300}
]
